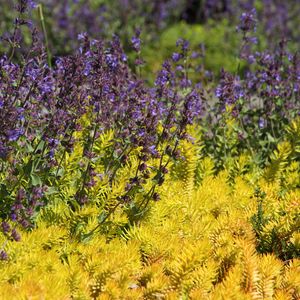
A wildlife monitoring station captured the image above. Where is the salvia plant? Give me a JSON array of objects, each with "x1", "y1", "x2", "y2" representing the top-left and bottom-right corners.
[
  {"x1": 0, "y1": 0, "x2": 205, "y2": 256},
  {"x1": 0, "y1": 0, "x2": 299, "y2": 297}
]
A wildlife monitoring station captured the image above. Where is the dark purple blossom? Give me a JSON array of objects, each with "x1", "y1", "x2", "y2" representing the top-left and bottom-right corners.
[
  {"x1": 172, "y1": 52, "x2": 181, "y2": 62},
  {"x1": 7, "y1": 128, "x2": 24, "y2": 142},
  {"x1": 105, "y1": 53, "x2": 119, "y2": 71},
  {"x1": 176, "y1": 38, "x2": 189, "y2": 52},
  {"x1": 10, "y1": 214, "x2": 17, "y2": 222},
  {"x1": 0, "y1": 250, "x2": 8, "y2": 261},
  {"x1": 1, "y1": 221, "x2": 11, "y2": 234},
  {"x1": 259, "y1": 117, "x2": 265, "y2": 128},
  {"x1": 237, "y1": 8, "x2": 257, "y2": 33},
  {"x1": 215, "y1": 70, "x2": 244, "y2": 110},
  {"x1": 11, "y1": 229, "x2": 21, "y2": 242},
  {"x1": 131, "y1": 29, "x2": 141, "y2": 52}
]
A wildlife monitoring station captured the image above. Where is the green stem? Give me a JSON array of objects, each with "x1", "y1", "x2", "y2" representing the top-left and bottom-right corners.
[
  {"x1": 107, "y1": 144, "x2": 131, "y2": 186},
  {"x1": 38, "y1": 4, "x2": 52, "y2": 68},
  {"x1": 55, "y1": 125, "x2": 73, "y2": 178},
  {"x1": 8, "y1": 20, "x2": 20, "y2": 62},
  {"x1": 84, "y1": 201, "x2": 122, "y2": 237},
  {"x1": 76, "y1": 111, "x2": 100, "y2": 202}
]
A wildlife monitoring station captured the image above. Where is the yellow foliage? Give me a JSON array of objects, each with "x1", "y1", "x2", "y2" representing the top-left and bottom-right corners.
[{"x1": 0, "y1": 144, "x2": 299, "y2": 299}]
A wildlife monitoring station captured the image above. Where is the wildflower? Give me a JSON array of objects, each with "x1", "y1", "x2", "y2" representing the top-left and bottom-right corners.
[
  {"x1": 237, "y1": 8, "x2": 257, "y2": 33},
  {"x1": 131, "y1": 29, "x2": 141, "y2": 52},
  {"x1": 216, "y1": 70, "x2": 244, "y2": 110},
  {"x1": 1, "y1": 222, "x2": 11, "y2": 234},
  {"x1": 105, "y1": 53, "x2": 119, "y2": 71},
  {"x1": 172, "y1": 52, "x2": 181, "y2": 62},
  {"x1": 0, "y1": 250, "x2": 8, "y2": 261},
  {"x1": 259, "y1": 118, "x2": 265, "y2": 128},
  {"x1": 7, "y1": 128, "x2": 24, "y2": 142},
  {"x1": 11, "y1": 229, "x2": 21, "y2": 242}
]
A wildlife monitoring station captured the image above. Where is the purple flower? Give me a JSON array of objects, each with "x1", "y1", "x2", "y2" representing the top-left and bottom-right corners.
[
  {"x1": 1, "y1": 222, "x2": 11, "y2": 234},
  {"x1": 259, "y1": 117, "x2": 265, "y2": 128},
  {"x1": 11, "y1": 229, "x2": 21, "y2": 242},
  {"x1": 176, "y1": 65, "x2": 184, "y2": 72},
  {"x1": 28, "y1": 0, "x2": 37, "y2": 9},
  {"x1": 215, "y1": 71, "x2": 244, "y2": 109},
  {"x1": 7, "y1": 128, "x2": 24, "y2": 142},
  {"x1": 176, "y1": 38, "x2": 189, "y2": 51},
  {"x1": 121, "y1": 53, "x2": 127, "y2": 62},
  {"x1": 31, "y1": 187, "x2": 44, "y2": 201},
  {"x1": 10, "y1": 214, "x2": 17, "y2": 222},
  {"x1": 172, "y1": 52, "x2": 181, "y2": 62},
  {"x1": 155, "y1": 69, "x2": 169, "y2": 86},
  {"x1": 155, "y1": 62, "x2": 173, "y2": 87},
  {"x1": 20, "y1": 219, "x2": 30, "y2": 229},
  {"x1": 131, "y1": 29, "x2": 141, "y2": 52},
  {"x1": 78, "y1": 32, "x2": 87, "y2": 41},
  {"x1": 237, "y1": 8, "x2": 257, "y2": 33},
  {"x1": 180, "y1": 78, "x2": 192, "y2": 89},
  {"x1": 48, "y1": 138, "x2": 59, "y2": 148},
  {"x1": 131, "y1": 37, "x2": 141, "y2": 52},
  {"x1": 16, "y1": 189, "x2": 26, "y2": 201},
  {"x1": 16, "y1": 0, "x2": 36, "y2": 12},
  {"x1": 105, "y1": 54, "x2": 119, "y2": 70},
  {"x1": 0, "y1": 251, "x2": 8, "y2": 261}
]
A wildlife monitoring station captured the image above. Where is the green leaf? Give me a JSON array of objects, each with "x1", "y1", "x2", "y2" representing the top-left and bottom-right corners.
[
  {"x1": 44, "y1": 186, "x2": 57, "y2": 196},
  {"x1": 0, "y1": 184, "x2": 9, "y2": 198},
  {"x1": 26, "y1": 142, "x2": 35, "y2": 153},
  {"x1": 80, "y1": 231, "x2": 94, "y2": 243},
  {"x1": 36, "y1": 140, "x2": 45, "y2": 151},
  {"x1": 55, "y1": 168, "x2": 65, "y2": 177},
  {"x1": 267, "y1": 133, "x2": 276, "y2": 143},
  {"x1": 23, "y1": 160, "x2": 33, "y2": 176},
  {"x1": 30, "y1": 174, "x2": 42, "y2": 186},
  {"x1": 98, "y1": 211, "x2": 108, "y2": 223}
]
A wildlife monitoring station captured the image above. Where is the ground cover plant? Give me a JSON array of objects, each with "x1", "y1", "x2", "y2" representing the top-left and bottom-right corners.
[{"x1": 0, "y1": 0, "x2": 299, "y2": 299}]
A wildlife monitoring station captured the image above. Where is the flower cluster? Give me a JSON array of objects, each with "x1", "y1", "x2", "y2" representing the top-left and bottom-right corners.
[
  {"x1": 237, "y1": 8, "x2": 257, "y2": 33},
  {"x1": 215, "y1": 70, "x2": 244, "y2": 112}
]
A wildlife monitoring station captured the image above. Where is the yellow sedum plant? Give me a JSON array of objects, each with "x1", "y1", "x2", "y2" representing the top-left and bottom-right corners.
[
  {"x1": 0, "y1": 157, "x2": 299, "y2": 299},
  {"x1": 0, "y1": 123, "x2": 299, "y2": 299}
]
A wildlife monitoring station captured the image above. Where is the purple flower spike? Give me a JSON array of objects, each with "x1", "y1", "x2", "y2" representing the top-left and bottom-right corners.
[
  {"x1": 131, "y1": 29, "x2": 141, "y2": 52},
  {"x1": 238, "y1": 8, "x2": 257, "y2": 33}
]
